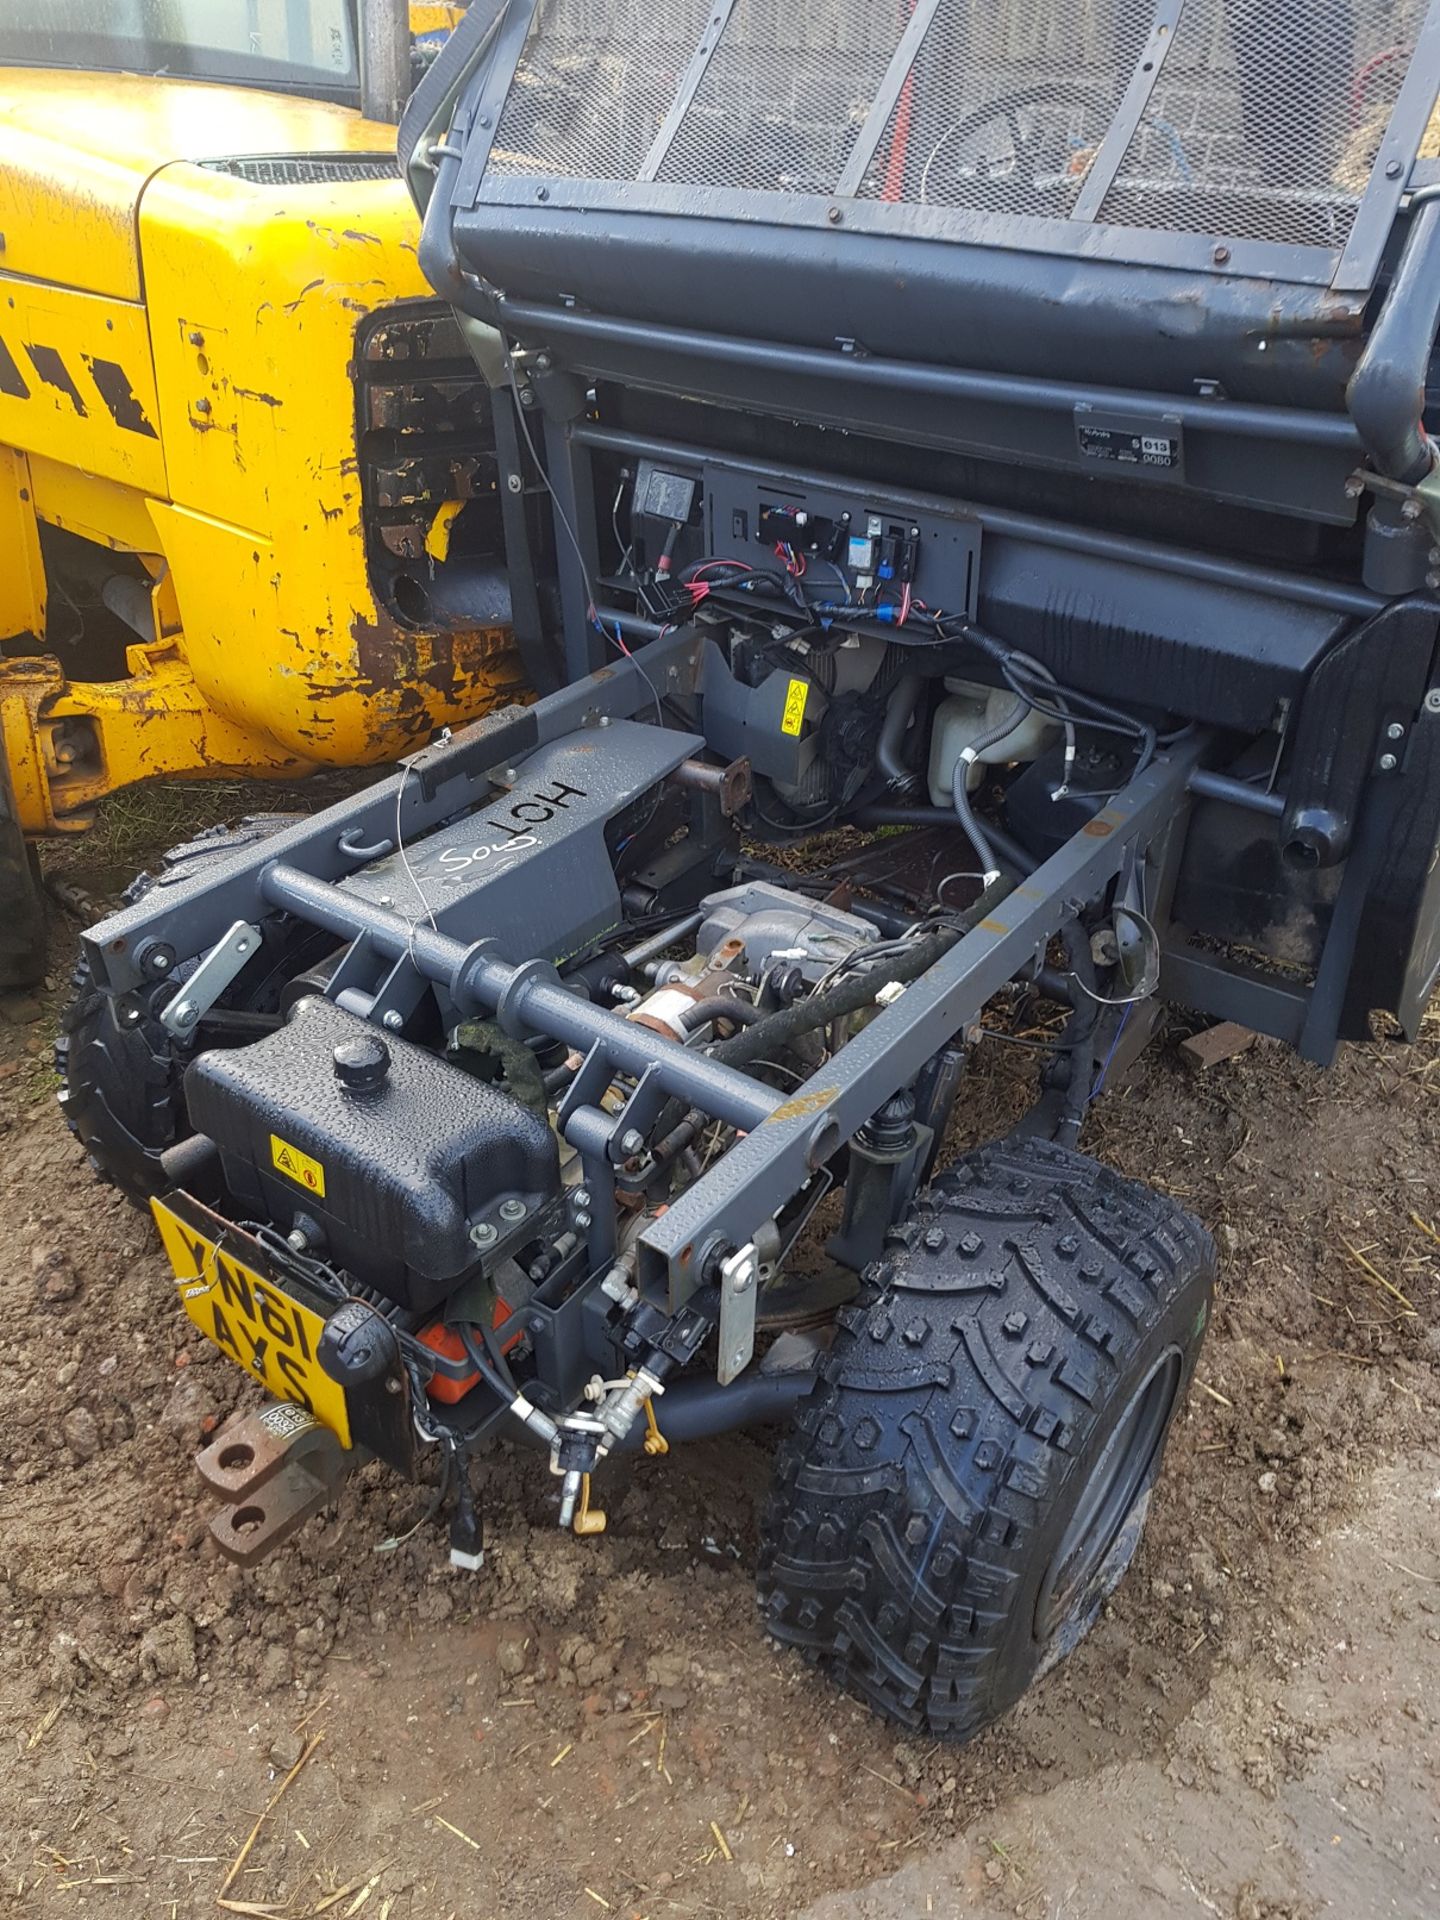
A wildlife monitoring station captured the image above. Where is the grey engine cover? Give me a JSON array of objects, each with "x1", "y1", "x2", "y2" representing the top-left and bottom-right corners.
[
  {"x1": 341, "y1": 720, "x2": 701, "y2": 964},
  {"x1": 697, "y1": 881, "x2": 877, "y2": 983}
]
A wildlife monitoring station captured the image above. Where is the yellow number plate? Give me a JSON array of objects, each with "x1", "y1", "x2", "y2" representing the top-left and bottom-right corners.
[{"x1": 151, "y1": 1195, "x2": 351, "y2": 1448}]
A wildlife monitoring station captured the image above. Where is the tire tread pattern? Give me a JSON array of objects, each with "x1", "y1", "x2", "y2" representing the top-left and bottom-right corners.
[{"x1": 757, "y1": 1136, "x2": 1216, "y2": 1739}]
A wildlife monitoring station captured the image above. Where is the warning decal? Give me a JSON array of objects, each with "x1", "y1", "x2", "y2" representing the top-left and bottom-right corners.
[
  {"x1": 270, "y1": 1134, "x2": 326, "y2": 1198},
  {"x1": 780, "y1": 678, "x2": 810, "y2": 737}
]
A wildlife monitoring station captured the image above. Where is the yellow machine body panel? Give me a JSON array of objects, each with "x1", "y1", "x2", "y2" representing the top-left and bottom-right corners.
[
  {"x1": 0, "y1": 277, "x2": 165, "y2": 494},
  {"x1": 0, "y1": 67, "x2": 412, "y2": 300},
  {"x1": 0, "y1": 66, "x2": 522, "y2": 836}
]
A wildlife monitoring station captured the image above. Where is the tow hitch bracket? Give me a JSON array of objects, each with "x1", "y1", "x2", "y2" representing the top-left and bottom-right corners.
[{"x1": 195, "y1": 1403, "x2": 356, "y2": 1566}]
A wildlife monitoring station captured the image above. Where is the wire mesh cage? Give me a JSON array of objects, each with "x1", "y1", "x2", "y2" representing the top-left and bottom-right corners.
[{"x1": 480, "y1": 0, "x2": 1440, "y2": 261}]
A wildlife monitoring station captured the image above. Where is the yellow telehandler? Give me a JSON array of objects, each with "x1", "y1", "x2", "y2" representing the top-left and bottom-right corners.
[{"x1": 0, "y1": 1, "x2": 533, "y2": 986}]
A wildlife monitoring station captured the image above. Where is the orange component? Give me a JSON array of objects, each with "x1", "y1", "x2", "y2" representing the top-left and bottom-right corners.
[
  {"x1": 418, "y1": 1322, "x2": 479, "y2": 1404},
  {"x1": 419, "y1": 1302, "x2": 522, "y2": 1404}
]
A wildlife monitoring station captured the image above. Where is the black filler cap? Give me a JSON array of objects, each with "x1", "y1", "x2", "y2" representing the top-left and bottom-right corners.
[{"x1": 333, "y1": 1033, "x2": 390, "y2": 1096}]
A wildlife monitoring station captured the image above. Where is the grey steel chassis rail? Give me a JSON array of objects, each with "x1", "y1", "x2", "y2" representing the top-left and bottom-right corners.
[
  {"x1": 634, "y1": 734, "x2": 1203, "y2": 1305},
  {"x1": 82, "y1": 627, "x2": 1202, "y2": 1309}
]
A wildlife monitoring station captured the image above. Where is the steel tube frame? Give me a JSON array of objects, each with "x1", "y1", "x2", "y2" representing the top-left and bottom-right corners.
[
  {"x1": 636, "y1": 735, "x2": 1205, "y2": 1305},
  {"x1": 258, "y1": 864, "x2": 782, "y2": 1134},
  {"x1": 510, "y1": 301, "x2": 1360, "y2": 457}
]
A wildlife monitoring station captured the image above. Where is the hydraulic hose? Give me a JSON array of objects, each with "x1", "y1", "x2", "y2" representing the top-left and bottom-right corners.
[
  {"x1": 876, "y1": 674, "x2": 924, "y2": 789},
  {"x1": 678, "y1": 995, "x2": 763, "y2": 1032},
  {"x1": 950, "y1": 695, "x2": 1036, "y2": 882},
  {"x1": 458, "y1": 1323, "x2": 559, "y2": 1447},
  {"x1": 703, "y1": 874, "x2": 1014, "y2": 1075},
  {"x1": 611, "y1": 1366, "x2": 816, "y2": 1450}
]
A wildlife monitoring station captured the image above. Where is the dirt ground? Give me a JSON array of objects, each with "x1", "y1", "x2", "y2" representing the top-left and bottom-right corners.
[{"x1": 2, "y1": 814, "x2": 1438, "y2": 1920}]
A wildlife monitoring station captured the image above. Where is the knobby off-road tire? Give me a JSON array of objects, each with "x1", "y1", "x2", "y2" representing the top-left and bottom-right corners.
[
  {"x1": 758, "y1": 1136, "x2": 1215, "y2": 1740},
  {"x1": 0, "y1": 747, "x2": 47, "y2": 990},
  {"x1": 56, "y1": 817, "x2": 318, "y2": 1205}
]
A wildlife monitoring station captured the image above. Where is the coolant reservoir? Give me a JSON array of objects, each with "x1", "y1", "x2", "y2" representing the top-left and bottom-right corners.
[{"x1": 928, "y1": 679, "x2": 1059, "y2": 807}]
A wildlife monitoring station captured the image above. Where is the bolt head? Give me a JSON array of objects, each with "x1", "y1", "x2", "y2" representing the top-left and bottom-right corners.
[
  {"x1": 1425, "y1": 687, "x2": 1440, "y2": 713},
  {"x1": 506, "y1": 472, "x2": 524, "y2": 493},
  {"x1": 499, "y1": 1197, "x2": 527, "y2": 1222},
  {"x1": 1212, "y1": 244, "x2": 1231, "y2": 264},
  {"x1": 172, "y1": 1000, "x2": 198, "y2": 1030},
  {"x1": 470, "y1": 1221, "x2": 498, "y2": 1248},
  {"x1": 1402, "y1": 497, "x2": 1425, "y2": 521},
  {"x1": 1387, "y1": 721, "x2": 1405, "y2": 741},
  {"x1": 1387, "y1": 159, "x2": 1404, "y2": 179},
  {"x1": 1380, "y1": 752, "x2": 1399, "y2": 772},
  {"x1": 574, "y1": 1212, "x2": 592, "y2": 1231},
  {"x1": 826, "y1": 204, "x2": 843, "y2": 224},
  {"x1": 572, "y1": 1190, "x2": 591, "y2": 1212},
  {"x1": 620, "y1": 1129, "x2": 645, "y2": 1157},
  {"x1": 147, "y1": 946, "x2": 175, "y2": 976},
  {"x1": 381, "y1": 1009, "x2": 404, "y2": 1031}
]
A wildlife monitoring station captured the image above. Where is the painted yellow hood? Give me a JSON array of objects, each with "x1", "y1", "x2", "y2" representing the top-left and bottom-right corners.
[{"x1": 0, "y1": 67, "x2": 400, "y2": 301}]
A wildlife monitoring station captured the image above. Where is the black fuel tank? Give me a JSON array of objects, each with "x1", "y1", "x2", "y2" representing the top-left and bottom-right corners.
[{"x1": 184, "y1": 997, "x2": 559, "y2": 1314}]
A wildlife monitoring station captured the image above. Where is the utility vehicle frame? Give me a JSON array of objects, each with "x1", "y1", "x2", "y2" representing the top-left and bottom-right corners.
[{"x1": 63, "y1": 0, "x2": 1440, "y2": 1738}]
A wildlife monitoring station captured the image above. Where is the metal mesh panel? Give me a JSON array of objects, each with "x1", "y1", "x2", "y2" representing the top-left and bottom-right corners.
[
  {"x1": 479, "y1": 0, "x2": 1440, "y2": 261},
  {"x1": 654, "y1": 1, "x2": 907, "y2": 196},
  {"x1": 855, "y1": 0, "x2": 1156, "y2": 215},
  {"x1": 490, "y1": 0, "x2": 712, "y2": 182},
  {"x1": 1098, "y1": 1, "x2": 1431, "y2": 248}
]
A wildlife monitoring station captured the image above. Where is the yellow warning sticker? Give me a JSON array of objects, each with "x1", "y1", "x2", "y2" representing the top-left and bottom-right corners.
[
  {"x1": 780, "y1": 677, "x2": 810, "y2": 737},
  {"x1": 270, "y1": 1134, "x2": 326, "y2": 1199}
]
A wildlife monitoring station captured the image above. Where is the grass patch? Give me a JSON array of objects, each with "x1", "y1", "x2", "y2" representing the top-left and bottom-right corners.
[{"x1": 40, "y1": 769, "x2": 372, "y2": 899}]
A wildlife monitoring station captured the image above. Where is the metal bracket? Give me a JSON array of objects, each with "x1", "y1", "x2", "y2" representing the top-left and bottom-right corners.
[
  {"x1": 160, "y1": 919, "x2": 262, "y2": 1036},
  {"x1": 717, "y1": 1242, "x2": 760, "y2": 1385},
  {"x1": 610, "y1": 1062, "x2": 669, "y2": 1164},
  {"x1": 1348, "y1": 463, "x2": 1440, "y2": 548},
  {"x1": 195, "y1": 1403, "x2": 354, "y2": 1567}
]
